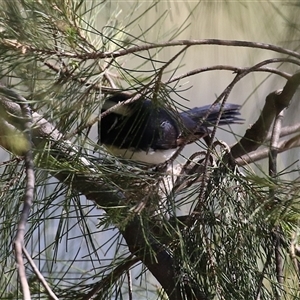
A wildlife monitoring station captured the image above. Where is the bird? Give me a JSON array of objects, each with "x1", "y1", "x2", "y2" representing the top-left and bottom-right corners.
[{"x1": 98, "y1": 93, "x2": 242, "y2": 165}]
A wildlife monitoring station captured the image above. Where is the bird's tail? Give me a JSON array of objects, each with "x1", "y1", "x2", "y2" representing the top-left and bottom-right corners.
[{"x1": 181, "y1": 103, "x2": 243, "y2": 127}]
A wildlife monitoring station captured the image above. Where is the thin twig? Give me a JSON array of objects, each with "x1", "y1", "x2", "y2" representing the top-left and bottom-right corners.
[
  {"x1": 44, "y1": 60, "x2": 293, "y2": 102},
  {"x1": 22, "y1": 247, "x2": 59, "y2": 300},
  {"x1": 6, "y1": 38, "x2": 300, "y2": 60},
  {"x1": 154, "y1": 45, "x2": 190, "y2": 96},
  {"x1": 236, "y1": 135, "x2": 300, "y2": 165},
  {"x1": 0, "y1": 85, "x2": 35, "y2": 300},
  {"x1": 267, "y1": 123, "x2": 300, "y2": 141},
  {"x1": 165, "y1": 59, "x2": 296, "y2": 85},
  {"x1": 82, "y1": 256, "x2": 139, "y2": 300},
  {"x1": 255, "y1": 248, "x2": 274, "y2": 300},
  {"x1": 269, "y1": 111, "x2": 284, "y2": 178},
  {"x1": 269, "y1": 109, "x2": 285, "y2": 299},
  {"x1": 89, "y1": 39, "x2": 300, "y2": 61},
  {"x1": 44, "y1": 61, "x2": 119, "y2": 93},
  {"x1": 290, "y1": 233, "x2": 300, "y2": 284},
  {"x1": 194, "y1": 58, "x2": 273, "y2": 212},
  {"x1": 236, "y1": 120, "x2": 300, "y2": 166},
  {"x1": 127, "y1": 270, "x2": 133, "y2": 300}
]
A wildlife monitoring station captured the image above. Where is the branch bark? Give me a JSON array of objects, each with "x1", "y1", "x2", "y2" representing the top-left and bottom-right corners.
[
  {"x1": 0, "y1": 85, "x2": 36, "y2": 300},
  {"x1": 5, "y1": 38, "x2": 300, "y2": 60},
  {"x1": 230, "y1": 71, "x2": 300, "y2": 161}
]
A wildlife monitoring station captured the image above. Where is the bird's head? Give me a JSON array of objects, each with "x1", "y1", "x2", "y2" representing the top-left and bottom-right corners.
[{"x1": 101, "y1": 93, "x2": 134, "y2": 116}]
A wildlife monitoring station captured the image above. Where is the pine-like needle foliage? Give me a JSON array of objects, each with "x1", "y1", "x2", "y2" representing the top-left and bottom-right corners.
[{"x1": 1, "y1": 1, "x2": 300, "y2": 300}]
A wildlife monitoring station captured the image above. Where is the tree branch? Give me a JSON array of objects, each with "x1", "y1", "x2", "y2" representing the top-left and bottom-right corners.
[
  {"x1": 0, "y1": 92, "x2": 183, "y2": 299},
  {"x1": 230, "y1": 71, "x2": 300, "y2": 160},
  {"x1": 268, "y1": 109, "x2": 285, "y2": 298},
  {"x1": 0, "y1": 85, "x2": 35, "y2": 300},
  {"x1": 4, "y1": 38, "x2": 300, "y2": 60}
]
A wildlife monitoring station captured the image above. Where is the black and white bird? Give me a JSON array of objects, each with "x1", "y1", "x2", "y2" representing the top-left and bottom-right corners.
[{"x1": 98, "y1": 93, "x2": 242, "y2": 165}]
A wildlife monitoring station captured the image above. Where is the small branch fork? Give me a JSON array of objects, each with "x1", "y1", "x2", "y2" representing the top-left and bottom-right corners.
[{"x1": 230, "y1": 71, "x2": 300, "y2": 161}]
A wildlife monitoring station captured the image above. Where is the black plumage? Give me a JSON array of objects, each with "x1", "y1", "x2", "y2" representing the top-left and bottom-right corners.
[{"x1": 98, "y1": 93, "x2": 242, "y2": 164}]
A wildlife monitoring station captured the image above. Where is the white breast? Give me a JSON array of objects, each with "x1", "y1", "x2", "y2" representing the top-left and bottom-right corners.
[{"x1": 105, "y1": 145, "x2": 177, "y2": 164}]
